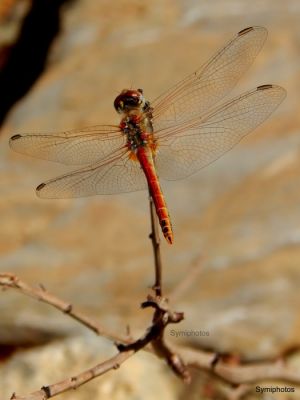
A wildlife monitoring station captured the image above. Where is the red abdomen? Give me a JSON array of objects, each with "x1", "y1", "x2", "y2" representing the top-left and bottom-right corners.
[{"x1": 137, "y1": 147, "x2": 173, "y2": 244}]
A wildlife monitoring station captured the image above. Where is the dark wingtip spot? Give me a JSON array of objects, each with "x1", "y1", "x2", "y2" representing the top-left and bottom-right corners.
[
  {"x1": 36, "y1": 183, "x2": 46, "y2": 192},
  {"x1": 238, "y1": 27, "x2": 254, "y2": 36},
  {"x1": 257, "y1": 84, "x2": 273, "y2": 90},
  {"x1": 10, "y1": 134, "x2": 22, "y2": 141}
]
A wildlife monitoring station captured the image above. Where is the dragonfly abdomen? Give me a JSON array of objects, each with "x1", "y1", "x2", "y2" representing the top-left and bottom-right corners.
[{"x1": 137, "y1": 146, "x2": 173, "y2": 244}]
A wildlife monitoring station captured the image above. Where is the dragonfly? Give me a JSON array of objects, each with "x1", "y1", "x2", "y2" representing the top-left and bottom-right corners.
[{"x1": 10, "y1": 26, "x2": 286, "y2": 245}]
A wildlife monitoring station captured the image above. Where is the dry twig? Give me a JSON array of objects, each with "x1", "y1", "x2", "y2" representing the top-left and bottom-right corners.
[
  {"x1": 10, "y1": 350, "x2": 134, "y2": 400},
  {"x1": 2, "y1": 273, "x2": 300, "y2": 400},
  {"x1": 0, "y1": 273, "x2": 127, "y2": 345},
  {"x1": 148, "y1": 192, "x2": 190, "y2": 381},
  {"x1": 2, "y1": 197, "x2": 300, "y2": 399},
  {"x1": 178, "y1": 346, "x2": 300, "y2": 385},
  {"x1": 148, "y1": 192, "x2": 163, "y2": 297}
]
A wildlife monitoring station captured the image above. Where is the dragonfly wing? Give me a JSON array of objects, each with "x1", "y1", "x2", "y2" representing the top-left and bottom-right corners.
[
  {"x1": 152, "y1": 26, "x2": 267, "y2": 130},
  {"x1": 9, "y1": 125, "x2": 125, "y2": 166},
  {"x1": 36, "y1": 151, "x2": 147, "y2": 198},
  {"x1": 155, "y1": 85, "x2": 286, "y2": 180}
]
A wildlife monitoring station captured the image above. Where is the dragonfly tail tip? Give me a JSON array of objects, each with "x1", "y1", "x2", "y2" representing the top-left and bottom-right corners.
[{"x1": 166, "y1": 235, "x2": 174, "y2": 245}]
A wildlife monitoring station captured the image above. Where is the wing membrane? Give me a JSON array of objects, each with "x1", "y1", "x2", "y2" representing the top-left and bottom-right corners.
[
  {"x1": 36, "y1": 151, "x2": 147, "y2": 198},
  {"x1": 155, "y1": 85, "x2": 286, "y2": 180},
  {"x1": 152, "y1": 26, "x2": 267, "y2": 130},
  {"x1": 9, "y1": 125, "x2": 125, "y2": 166}
]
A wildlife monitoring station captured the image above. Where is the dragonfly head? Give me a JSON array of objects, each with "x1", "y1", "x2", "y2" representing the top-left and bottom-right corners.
[{"x1": 114, "y1": 89, "x2": 146, "y2": 114}]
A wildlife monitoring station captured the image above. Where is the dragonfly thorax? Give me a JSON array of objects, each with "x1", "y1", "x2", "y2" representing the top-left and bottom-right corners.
[
  {"x1": 121, "y1": 116, "x2": 150, "y2": 152},
  {"x1": 116, "y1": 89, "x2": 155, "y2": 153}
]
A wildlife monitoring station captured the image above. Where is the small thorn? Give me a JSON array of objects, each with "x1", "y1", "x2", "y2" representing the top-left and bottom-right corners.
[{"x1": 64, "y1": 304, "x2": 73, "y2": 313}]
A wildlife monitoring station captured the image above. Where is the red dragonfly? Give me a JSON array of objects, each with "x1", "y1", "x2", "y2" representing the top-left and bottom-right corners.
[{"x1": 10, "y1": 26, "x2": 286, "y2": 244}]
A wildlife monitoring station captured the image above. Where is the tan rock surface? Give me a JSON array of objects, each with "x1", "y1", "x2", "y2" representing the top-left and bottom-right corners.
[{"x1": 1, "y1": 0, "x2": 300, "y2": 398}]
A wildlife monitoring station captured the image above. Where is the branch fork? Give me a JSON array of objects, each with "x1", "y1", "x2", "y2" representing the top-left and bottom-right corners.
[{"x1": 1, "y1": 194, "x2": 300, "y2": 399}]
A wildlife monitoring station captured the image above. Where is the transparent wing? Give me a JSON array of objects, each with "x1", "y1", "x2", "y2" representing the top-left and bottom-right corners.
[
  {"x1": 36, "y1": 150, "x2": 147, "y2": 198},
  {"x1": 9, "y1": 125, "x2": 125, "y2": 166},
  {"x1": 155, "y1": 85, "x2": 286, "y2": 180},
  {"x1": 152, "y1": 26, "x2": 267, "y2": 130}
]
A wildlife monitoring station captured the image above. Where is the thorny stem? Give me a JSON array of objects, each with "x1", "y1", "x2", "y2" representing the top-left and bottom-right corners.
[{"x1": 149, "y1": 192, "x2": 163, "y2": 297}]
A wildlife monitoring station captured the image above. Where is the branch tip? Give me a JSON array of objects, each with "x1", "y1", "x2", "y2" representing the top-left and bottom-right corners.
[{"x1": 168, "y1": 311, "x2": 184, "y2": 323}]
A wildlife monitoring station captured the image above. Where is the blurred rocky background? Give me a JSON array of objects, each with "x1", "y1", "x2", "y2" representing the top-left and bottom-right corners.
[{"x1": 0, "y1": 0, "x2": 300, "y2": 398}]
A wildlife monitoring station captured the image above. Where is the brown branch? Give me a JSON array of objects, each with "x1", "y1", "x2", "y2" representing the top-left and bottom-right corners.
[
  {"x1": 2, "y1": 275, "x2": 188, "y2": 398},
  {"x1": 0, "y1": 273, "x2": 129, "y2": 345},
  {"x1": 146, "y1": 193, "x2": 191, "y2": 381},
  {"x1": 1, "y1": 271, "x2": 191, "y2": 396},
  {"x1": 151, "y1": 321, "x2": 191, "y2": 383},
  {"x1": 148, "y1": 193, "x2": 163, "y2": 297},
  {"x1": 180, "y1": 346, "x2": 300, "y2": 385},
  {"x1": 118, "y1": 294, "x2": 191, "y2": 382},
  {"x1": 10, "y1": 350, "x2": 135, "y2": 400},
  {"x1": 2, "y1": 272, "x2": 300, "y2": 400}
]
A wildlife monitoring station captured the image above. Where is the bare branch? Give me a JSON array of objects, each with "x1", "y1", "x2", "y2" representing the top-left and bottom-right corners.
[
  {"x1": 10, "y1": 350, "x2": 135, "y2": 400},
  {"x1": 148, "y1": 193, "x2": 163, "y2": 297},
  {"x1": 2, "y1": 272, "x2": 300, "y2": 400},
  {"x1": 180, "y1": 346, "x2": 300, "y2": 385},
  {"x1": 119, "y1": 294, "x2": 191, "y2": 382},
  {"x1": 152, "y1": 332, "x2": 191, "y2": 383},
  {"x1": 0, "y1": 273, "x2": 129, "y2": 345}
]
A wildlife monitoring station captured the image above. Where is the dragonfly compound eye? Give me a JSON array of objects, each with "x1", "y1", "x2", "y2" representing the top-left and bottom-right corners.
[{"x1": 114, "y1": 89, "x2": 145, "y2": 113}]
